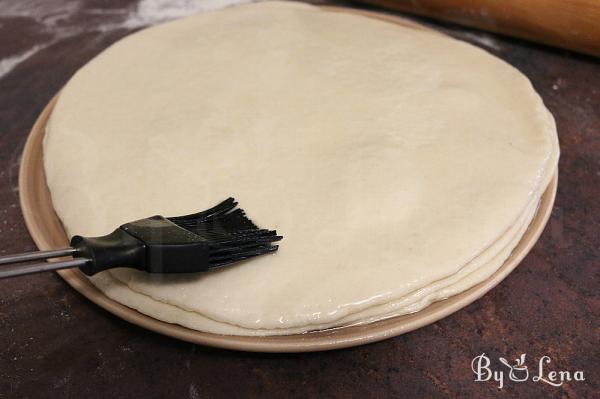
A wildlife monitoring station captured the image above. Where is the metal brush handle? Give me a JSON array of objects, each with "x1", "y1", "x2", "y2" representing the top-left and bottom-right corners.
[
  {"x1": 0, "y1": 247, "x2": 77, "y2": 265},
  {"x1": 0, "y1": 248, "x2": 88, "y2": 279}
]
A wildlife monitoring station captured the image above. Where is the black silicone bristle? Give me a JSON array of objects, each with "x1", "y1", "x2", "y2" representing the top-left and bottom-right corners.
[
  {"x1": 168, "y1": 198, "x2": 281, "y2": 269},
  {"x1": 209, "y1": 245, "x2": 279, "y2": 268},
  {"x1": 168, "y1": 197, "x2": 238, "y2": 224}
]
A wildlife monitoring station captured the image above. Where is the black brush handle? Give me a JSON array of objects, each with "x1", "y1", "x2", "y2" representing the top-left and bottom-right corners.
[
  {"x1": 70, "y1": 228, "x2": 145, "y2": 276},
  {"x1": 71, "y1": 216, "x2": 211, "y2": 276}
]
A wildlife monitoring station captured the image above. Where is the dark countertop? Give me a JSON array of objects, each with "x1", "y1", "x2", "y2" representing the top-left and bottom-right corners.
[{"x1": 0, "y1": 1, "x2": 598, "y2": 398}]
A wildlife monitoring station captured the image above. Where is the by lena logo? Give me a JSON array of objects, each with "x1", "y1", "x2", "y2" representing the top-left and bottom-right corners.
[{"x1": 471, "y1": 353, "x2": 585, "y2": 389}]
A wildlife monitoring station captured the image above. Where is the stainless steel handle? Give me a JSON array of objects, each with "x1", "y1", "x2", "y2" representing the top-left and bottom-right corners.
[
  {"x1": 0, "y1": 247, "x2": 77, "y2": 265},
  {"x1": 0, "y1": 258, "x2": 88, "y2": 279},
  {"x1": 0, "y1": 247, "x2": 88, "y2": 279}
]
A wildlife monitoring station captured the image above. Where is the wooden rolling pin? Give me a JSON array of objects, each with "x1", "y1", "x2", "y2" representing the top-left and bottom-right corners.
[{"x1": 360, "y1": 0, "x2": 600, "y2": 57}]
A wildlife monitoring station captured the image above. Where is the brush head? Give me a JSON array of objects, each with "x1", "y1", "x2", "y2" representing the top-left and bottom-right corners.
[
  {"x1": 167, "y1": 198, "x2": 282, "y2": 268},
  {"x1": 71, "y1": 198, "x2": 282, "y2": 275}
]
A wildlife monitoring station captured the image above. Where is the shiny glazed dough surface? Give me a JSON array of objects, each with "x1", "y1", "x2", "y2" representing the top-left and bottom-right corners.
[
  {"x1": 44, "y1": 2, "x2": 559, "y2": 334},
  {"x1": 97, "y1": 195, "x2": 537, "y2": 335}
]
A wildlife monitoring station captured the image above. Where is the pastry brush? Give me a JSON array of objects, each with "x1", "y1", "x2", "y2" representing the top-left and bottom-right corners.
[{"x1": 0, "y1": 198, "x2": 281, "y2": 279}]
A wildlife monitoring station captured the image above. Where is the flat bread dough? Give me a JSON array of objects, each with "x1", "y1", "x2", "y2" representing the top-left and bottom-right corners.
[
  {"x1": 44, "y1": 2, "x2": 559, "y2": 335},
  {"x1": 99, "y1": 195, "x2": 537, "y2": 335}
]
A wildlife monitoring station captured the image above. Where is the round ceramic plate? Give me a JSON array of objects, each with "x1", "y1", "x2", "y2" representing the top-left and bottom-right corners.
[{"x1": 19, "y1": 8, "x2": 558, "y2": 352}]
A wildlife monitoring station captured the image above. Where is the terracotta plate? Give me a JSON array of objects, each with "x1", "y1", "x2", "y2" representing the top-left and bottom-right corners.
[{"x1": 18, "y1": 8, "x2": 558, "y2": 352}]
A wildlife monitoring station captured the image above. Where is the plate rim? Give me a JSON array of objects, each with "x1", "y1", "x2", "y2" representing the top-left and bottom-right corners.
[{"x1": 18, "y1": 8, "x2": 558, "y2": 353}]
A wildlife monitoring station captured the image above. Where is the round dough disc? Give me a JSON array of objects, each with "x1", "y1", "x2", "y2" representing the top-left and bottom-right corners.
[{"x1": 44, "y1": 1, "x2": 559, "y2": 334}]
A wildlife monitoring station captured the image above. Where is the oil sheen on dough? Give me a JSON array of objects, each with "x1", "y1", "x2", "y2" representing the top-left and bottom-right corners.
[
  {"x1": 44, "y1": 2, "x2": 559, "y2": 334},
  {"x1": 101, "y1": 195, "x2": 538, "y2": 335}
]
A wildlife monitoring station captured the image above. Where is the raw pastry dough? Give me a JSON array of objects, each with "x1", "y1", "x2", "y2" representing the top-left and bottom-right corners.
[
  {"x1": 44, "y1": 2, "x2": 559, "y2": 335},
  {"x1": 99, "y1": 196, "x2": 538, "y2": 335}
]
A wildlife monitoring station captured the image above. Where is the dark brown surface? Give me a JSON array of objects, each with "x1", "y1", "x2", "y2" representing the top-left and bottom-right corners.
[{"x1": 0, "y1": 1, "x2": 598, "y2": 398}]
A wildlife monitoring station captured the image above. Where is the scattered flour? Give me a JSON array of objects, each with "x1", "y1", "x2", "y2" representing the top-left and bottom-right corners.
[{"x1": 0, "y1": 0, "x2": 256, "y2": 80}]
